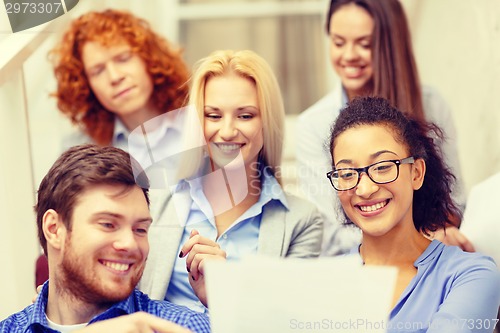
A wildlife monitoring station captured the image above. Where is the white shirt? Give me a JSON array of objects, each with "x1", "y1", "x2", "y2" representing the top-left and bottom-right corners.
[
  {"x1": 46, "y1": 315, "x2": 87, "y2": 333},
  {"x1": 460, "y1": 172, "x2": 500, "y2": 264}
]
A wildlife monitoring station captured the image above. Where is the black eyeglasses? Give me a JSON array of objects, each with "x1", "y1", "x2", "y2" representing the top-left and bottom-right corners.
[{"x1": 326, "y1": 157, "x2": 415, "y2": 191}]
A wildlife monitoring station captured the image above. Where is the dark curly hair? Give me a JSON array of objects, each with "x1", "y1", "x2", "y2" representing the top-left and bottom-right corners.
[
  {"x1": 329, "y1": 96, "x2": 460, "y2": 234},
  {"x1": 35, "y1": 144, "x2": 150, "y2": 256},
  {"x1": 50, "y1": 9, "x2": 190, "y2": 145}
]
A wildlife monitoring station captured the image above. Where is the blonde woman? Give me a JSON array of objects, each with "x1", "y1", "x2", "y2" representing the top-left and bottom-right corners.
[{"x1": 140, "y1": 50, "x2": 323, "y2": 312}]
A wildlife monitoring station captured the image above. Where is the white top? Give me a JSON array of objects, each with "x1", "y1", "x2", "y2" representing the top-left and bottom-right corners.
[
  {"x1": 460, "y1": 172, "x2": 500, "y2": 265},
  {"x1": 46, "y1": 315, "x2": 87, "y2": 333},
  {"x1": 296, "y1": 81, "x2": 466, "y2": 255}
]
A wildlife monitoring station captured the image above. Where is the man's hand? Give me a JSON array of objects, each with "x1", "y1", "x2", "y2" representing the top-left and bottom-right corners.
[
  {"x1": 74, "y1": 312, "x2": 193, "y2": 333},
  {"x1": 179, "y1": 229, "x2": 226, "y2": 307}
]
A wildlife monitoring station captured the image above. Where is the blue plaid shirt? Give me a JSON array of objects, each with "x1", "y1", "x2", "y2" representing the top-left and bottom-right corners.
[{"x1": 0, "y1": 283, "x2": 210, "y2": 333}]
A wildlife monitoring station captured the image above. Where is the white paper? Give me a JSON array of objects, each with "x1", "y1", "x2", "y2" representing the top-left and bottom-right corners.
[{"x1": 205, "y1": 256, "x2": 397, "y2": 333}]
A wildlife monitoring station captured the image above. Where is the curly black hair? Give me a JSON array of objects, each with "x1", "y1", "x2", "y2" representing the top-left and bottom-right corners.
[{"x1": 329, "y1": 96, "x2": 460, "y2": 234}]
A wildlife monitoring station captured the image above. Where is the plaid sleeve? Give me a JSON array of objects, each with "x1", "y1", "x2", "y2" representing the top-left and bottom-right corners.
[
  {"x1": 183, "y1": 312, "x2": 210, "y2": 333},
  {"x1": 139, "y1": 293, "x2": 210, "y2": 333}
]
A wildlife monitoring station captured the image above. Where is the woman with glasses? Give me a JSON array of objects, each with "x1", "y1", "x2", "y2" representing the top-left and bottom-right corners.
[
  {"x1": 297, "y1": 0, "x2": 468, "y2": 255},
  {"x1": 328, "y1": 96, "x2": 500, "y2": 332}
]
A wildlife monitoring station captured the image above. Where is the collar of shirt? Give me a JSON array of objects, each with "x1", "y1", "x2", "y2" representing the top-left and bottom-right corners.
[
  {"x1": 28, "y1": 282, "x2": 51, "y2": 330},
  {"x1": 165, "y1": 163, "x2": 288, "y2": 312},
  {"x1": 112, "y1": 110, "x2": 185, "y2": 152},
  {"x1": 340, "y1": 85, "x2": 349, "y2": 109},
  {"x1": 115, "y1": 110, "x2": 186, "y2": 187},
  {"x1": 350, "y1": 239, "x2": 442, "y2": 268},
  {"x1": 111, "y1": 118, "x2": 130, "y2": 151},
  {"x1": 413, "y1": 239, "x2": 442, "y2": 266},
  {"x1": 28, "y1": 282, "x2": 136, "y2": 330},
  {"x1": 257, "y1": 165, "x2": 289, "y2": 211},
  {"x1": 181, "y1": 162, "x2": 289, "y2": 228}
]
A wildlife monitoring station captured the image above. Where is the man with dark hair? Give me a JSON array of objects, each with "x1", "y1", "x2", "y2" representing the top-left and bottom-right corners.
[{"x1": 0, "y1": 144, "x2": 210, "y2": 333}]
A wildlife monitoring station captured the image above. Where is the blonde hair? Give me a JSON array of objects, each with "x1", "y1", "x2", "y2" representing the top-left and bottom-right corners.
[{"x1": 185, "y1": 50, "x2": 285, "y2": 183}]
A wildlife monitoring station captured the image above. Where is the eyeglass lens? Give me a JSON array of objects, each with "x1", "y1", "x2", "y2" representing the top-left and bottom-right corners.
[{"x1": 333, "y1": 161, "x2": 399, "y2": 190}]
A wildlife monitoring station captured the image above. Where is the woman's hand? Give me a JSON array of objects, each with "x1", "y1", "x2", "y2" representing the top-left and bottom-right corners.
[
  {"x1": 32, "y1": 285, "x2": 43, "y2": 304},
  {"x1": 430, "y1": 226, "x2": 476, "y2": 252},
  {"x1": 179, "y1": 229, "x2": 226, "y2": 307},
  {"x1": 73, "y1": 312, "x2": 192, "y2": 333}
]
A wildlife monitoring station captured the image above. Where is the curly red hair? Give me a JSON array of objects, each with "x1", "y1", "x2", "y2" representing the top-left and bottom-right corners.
[{"x1": 50, "y1": 9, "x2": 190, "y2": 145}]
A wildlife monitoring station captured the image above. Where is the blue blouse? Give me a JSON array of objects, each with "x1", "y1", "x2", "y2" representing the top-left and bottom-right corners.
[
  {"x1": 352, "y1": 240, "x2": 500, "y2": 332},
  {"x1": 165, "y1": 167, "x2": 288, "y2": 312}
]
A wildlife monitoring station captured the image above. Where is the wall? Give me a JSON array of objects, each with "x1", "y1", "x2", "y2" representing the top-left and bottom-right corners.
[
  {"x1": 410, "y1": 0, "x2": 500, "y2": 192},
  {"x1": 0, "y1": 70, "x2": 39, "y2": 318}
]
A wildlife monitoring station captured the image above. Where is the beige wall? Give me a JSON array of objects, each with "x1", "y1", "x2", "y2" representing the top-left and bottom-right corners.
[
  {"x1": 408, "y1": 0, "x2": 500, "y2": 192},
  {"x1": 0, "y1": 71, "x2": 39, "y2": 318}
]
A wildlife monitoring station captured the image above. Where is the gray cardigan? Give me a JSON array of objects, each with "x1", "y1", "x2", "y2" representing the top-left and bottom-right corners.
[{"x1": 139, "y1": 190, "x2": 324, "y2": 300}]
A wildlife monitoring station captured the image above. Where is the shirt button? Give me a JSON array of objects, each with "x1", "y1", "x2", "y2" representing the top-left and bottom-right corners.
[{"x1": 222, "y1": 234, "x2": 228, "y2": 239}]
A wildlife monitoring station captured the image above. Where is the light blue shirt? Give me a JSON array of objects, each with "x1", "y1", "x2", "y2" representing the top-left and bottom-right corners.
[
  {"x1": 111, "y1": 117, "x2": 130, "y2": 150},
  {"x1": 126, "y1": 110, "x2": 186, "y2": 174},
  {"x1": 63, "y1": 109, "x2": 186, "y2": 168},
  {"x1": 165, "y1": 166, "x2": 288, "y2": 312},
  {"x1": 62, "y1": 117, "x2": 132, "y2": 151},
  {"x1": 351, "y1": 240, "x2": 500, "y2": 332},
  {"x1": 340, "y1": 85, "x2": 349, "y2": 108}
]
